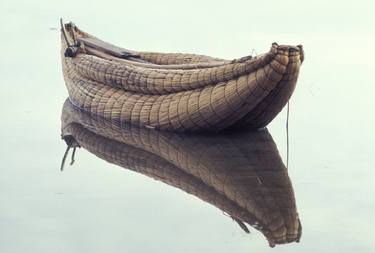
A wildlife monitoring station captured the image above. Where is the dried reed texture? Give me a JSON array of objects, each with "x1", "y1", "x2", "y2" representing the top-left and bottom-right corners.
[
  {"x1": 61, "y1": 100, "x2": 301, "y2": 247},
  {"x1": 232, "y1": 47, "x2": 303, "y2": 129},
  {"x1": 73, "y1": 27, "x2": 225, "y2": 65},
  {"x1": 61, "y1": 22, "x2": 303, "y2": 132}
]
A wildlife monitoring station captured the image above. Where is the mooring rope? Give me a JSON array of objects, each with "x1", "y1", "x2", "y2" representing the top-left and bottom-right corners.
[{"x1": 286, "y1": 101, "x2": 290, "y2": 170}]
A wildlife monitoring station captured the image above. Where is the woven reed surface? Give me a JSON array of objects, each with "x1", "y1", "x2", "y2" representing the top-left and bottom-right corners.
[
  {"x1": 64, "y1": 30, "x2": 288, "y2": 95},
  {"x1": 74, "y1": 26, "x2": 226, "y2": 66},
  {"x1": 138, "y1": 52, "x2": 226, "y2": 66},
  {"x1": 61, "y1": 100, "x2": 301, "y2": 246},
  {"x1": 61, "y1": 24, "x2": 303, "y2": 132},
  {"x1": 232, "y1": 49, "x2": 303, "y2": 129},
  {"x1": 65, "y1": 122, "x2": 269, "y2": 238}
]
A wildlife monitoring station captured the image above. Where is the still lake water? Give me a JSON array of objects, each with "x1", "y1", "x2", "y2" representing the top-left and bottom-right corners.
[{"x1": 1, "y1": 0, "x2": 375, "y2": 252}]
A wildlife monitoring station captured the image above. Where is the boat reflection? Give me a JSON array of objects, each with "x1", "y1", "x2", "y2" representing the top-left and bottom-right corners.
[{"x1": 60, "y1": 99, "x2": 301, "y2": 247}]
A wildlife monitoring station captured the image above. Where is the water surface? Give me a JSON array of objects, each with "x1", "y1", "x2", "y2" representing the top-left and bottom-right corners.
[{"x1": 1, "y1": 0, "x2": 374, "y2": 252}]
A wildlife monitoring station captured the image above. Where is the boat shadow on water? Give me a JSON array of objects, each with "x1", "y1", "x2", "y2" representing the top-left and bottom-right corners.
[{"x1": 60, "y1": 99, "x2": 301, "y2": 248}]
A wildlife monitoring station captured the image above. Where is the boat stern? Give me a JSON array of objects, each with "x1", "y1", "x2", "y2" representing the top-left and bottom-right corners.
[{"x1": 230, "y1": 42, "x2": 304, "y2": 130}]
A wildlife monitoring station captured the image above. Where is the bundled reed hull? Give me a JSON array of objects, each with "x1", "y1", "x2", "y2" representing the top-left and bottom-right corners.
[
  {"x1": 61, "y1": 100, "x2": 301, "y2": 247},
  {"x1": 61, "y1": 21, "x2": 304, "y2": 132}
]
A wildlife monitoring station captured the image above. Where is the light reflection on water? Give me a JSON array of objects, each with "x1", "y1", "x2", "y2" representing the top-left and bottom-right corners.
[{"x1": 61, "y1": 99, "x2": 301, "y2": 248}]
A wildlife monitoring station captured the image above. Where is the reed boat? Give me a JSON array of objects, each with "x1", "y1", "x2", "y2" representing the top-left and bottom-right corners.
[
  {"x1": 60, "y1": 20, "x2": 304, "y2": 132},
  {"x1": 61, "y1": 99, "x2": 301, "y2": 247}
]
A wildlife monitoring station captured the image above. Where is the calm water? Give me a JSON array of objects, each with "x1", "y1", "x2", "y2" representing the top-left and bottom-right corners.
[{"x1": 1, "y1": 0, "x2": 375, "y2": 252}]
